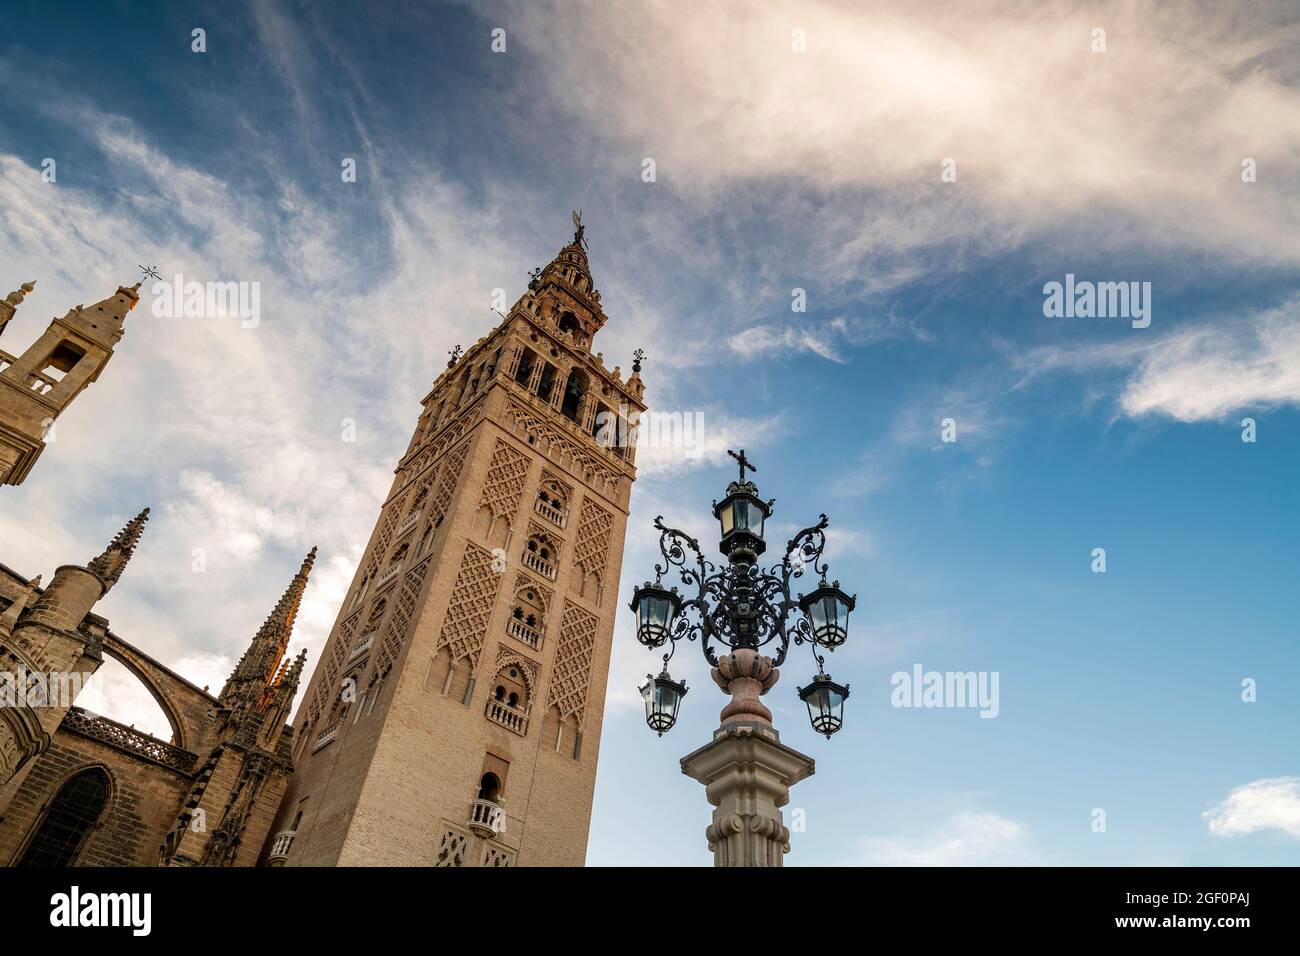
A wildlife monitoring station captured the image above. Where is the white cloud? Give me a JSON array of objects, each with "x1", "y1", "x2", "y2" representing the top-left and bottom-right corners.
[
  {"x1": 632, "y1": 407, "x2": 788, "y2": 478},
  {"x1": 1119, "y1": 303, "x2": 1300, "y2": 421},
  {"x1": 852, "y1": 810, "x2": 1033, "y2": 865},
  {"x1": 0, "y1": 94, "x2": 552, "y2": 733},
  {"x1": 729, "y1": 323, "x2": 848, "y2": 363},
  {"x1": 500, "y1": 0, "x2": 1300, "y2": 276},
  {"x1": 1204, "y1": 777, "x2": 1300, "y2": 839},
  {"x1": 1017, "y1": 298, "x2": 1300, "y2": 423}
]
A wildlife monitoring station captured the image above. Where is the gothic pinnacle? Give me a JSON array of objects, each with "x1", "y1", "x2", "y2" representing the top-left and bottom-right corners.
[
  {"x1": 223, "y1": 548, "x2": 317, "y2": 705},
  {"x1": 261, "y1": 546, "x2": 316, "y2": 635},
  {"x1": 86, "y1": 507, "x2": 150, "y2": 589}
]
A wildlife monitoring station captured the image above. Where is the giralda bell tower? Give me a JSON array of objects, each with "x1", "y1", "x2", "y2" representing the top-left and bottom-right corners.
[{"x1": 266, "y1": 218, "x2": 645, "y2": 867}]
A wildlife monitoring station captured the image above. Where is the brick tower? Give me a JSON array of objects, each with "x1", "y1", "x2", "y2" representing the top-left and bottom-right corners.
[{"x1": 266, "y1": 218, "x2": 645, "y2": 867}]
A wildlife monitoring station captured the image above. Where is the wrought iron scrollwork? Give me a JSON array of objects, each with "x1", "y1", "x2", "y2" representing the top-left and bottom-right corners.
[{"x1": 649, "y1": 511, "x2": 834, "y2": 669}]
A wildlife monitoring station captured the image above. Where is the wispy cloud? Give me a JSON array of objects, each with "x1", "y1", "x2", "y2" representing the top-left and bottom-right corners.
[
  {"x1": 850, "y1": 810, "x2": 1034, "y2": 865},
  {"x1": 499, "y1": 0, "x2": 1300, "y2": 277},
  {"x1": 1204, "y1": 777, "x2": 1300, "y2": 839},
  {"x1": 1017, "y1": 297, "x2": 1300, "y2": 422}
]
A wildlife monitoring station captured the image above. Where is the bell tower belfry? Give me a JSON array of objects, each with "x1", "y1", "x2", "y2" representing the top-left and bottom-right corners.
[
  {"x1": 0, "y1": 280, "x2": 138, "y2": 487},
  {"x1": 266, "y1": 218, "x2": 646, "y2": 867}
]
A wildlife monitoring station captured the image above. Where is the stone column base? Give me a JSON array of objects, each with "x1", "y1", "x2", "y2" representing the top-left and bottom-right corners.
[{"x1": 680, "y1": 725, "x2": 814, "y2": 867}]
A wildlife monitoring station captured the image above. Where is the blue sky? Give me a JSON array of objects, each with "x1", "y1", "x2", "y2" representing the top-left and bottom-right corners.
[{"x1": 2, "y1": 0, "x2": 1299, "y2": 865}]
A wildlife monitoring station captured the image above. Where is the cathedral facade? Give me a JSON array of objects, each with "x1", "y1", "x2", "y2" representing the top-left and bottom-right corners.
[
  {"x1": 0, "y1": 282, "x2": 312, "y2": 866},
  {"x1": 0, "y1": 221, "x2": 643, "y2": 867}
]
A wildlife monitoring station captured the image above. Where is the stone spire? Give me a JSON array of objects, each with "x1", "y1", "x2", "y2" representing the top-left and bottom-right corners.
[
  {"x1": 0, "y1": 280, "x2": 35, "y2": 339},
  {"x1": 86, "y1": 507, "x2": 150, "y2": 589},
  {"x1": 221, "y1": 548, "x2": 316, "y2": 707}
]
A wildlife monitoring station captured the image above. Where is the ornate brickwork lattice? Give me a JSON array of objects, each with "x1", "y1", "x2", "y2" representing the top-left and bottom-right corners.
[
  {"x1": 434, "y1": 826, "x2": 469, "y2": 867},
  {"x1": 479, "y1": 439, "x2": 530, "y2": 521},
  {"x1": 436, "y1": 542, "x2": 502, "y2": 666},
  {"x1": 482, "y1": 844, "x2": 515, "y2": 867},
  {"x1": 503, "y1": 400, "x2": 623, "y2": 495},
  {"x1": 545, "y1": 601, "x2": 599, "y2": 723},
  {"x1": 401, "y1": 393, "x2": 485, "y2": 480},
  {"x1": 572, "y1": 497, "x2": 614, "y2": 579},
  {"x1": 309, "y1": 614, "x2": 358, "y2": 728},
  {"x1": 376, "y1": 560, "x2": 432, "y2": 676},
  {"x1": 430, "y1": 440, "x2": 471, "y2": 525},
  {"x1": 363, "y1": 491, "x2": 409, "y2": 579}
]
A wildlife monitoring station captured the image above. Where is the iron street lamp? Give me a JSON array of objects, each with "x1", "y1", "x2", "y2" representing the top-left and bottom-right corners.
[
  {"x1": 628, "y1": 449, "x2": 857, "y2": 739},
  {"x1": 640, "y1": 670, "x2": 688, "y2": 736}
]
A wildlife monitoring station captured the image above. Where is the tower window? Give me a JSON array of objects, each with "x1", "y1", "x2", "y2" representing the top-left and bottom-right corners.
[
  {"x1": 478, "y1": 773, "x2": 501, "y2": 803},
  {"x1": 514, "y1": 349, "x2": 536, "y2": 385},
  {"x1": 536, "y1": 364, "x2": 557, "y2": 403},
  {"x1": 561, "y1": 369, "x2": 588, "y2": 423},
  {"x1": 558, "y1": 311, "x2": 580, "y2": 336}
]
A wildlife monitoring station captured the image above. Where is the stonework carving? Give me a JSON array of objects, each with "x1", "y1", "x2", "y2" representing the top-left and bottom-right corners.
[
  {"x1": 493, "y1": 644, "x2": 540, "y2": 695},
  {"x1": 503, "y1": 400, "x2": 622, "y2": 495},
  {"x1": 546, "y1": 601, "x2": 599, "y2": 723},
  {"x1": 478, "y1": 439, "x2": 530, "y2": 522},
  {"x1": 482, "y1": 844, "x2": 515, "y2": 867},
  {"x1": 434, "y1": 826, "x2": 470, "y2": 867},
  {"x1": 375, "y1": 560, "x2": 432, "y2": 675},
  {"x1": 436, "y1": 542, "x2": 503, "y2": 666},
  {"x1": 572, "y1": 497, "x2": 614, "y2": 581},
  {"x1": 429, "y1": 440, "x2": 470, "y2": 524}
]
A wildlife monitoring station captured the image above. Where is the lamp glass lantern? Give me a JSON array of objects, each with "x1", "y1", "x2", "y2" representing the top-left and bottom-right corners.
[
  {"x1": 629, "y1": 581, "x2": 682, "y2": 648},
  {"x1": 797, "y1": 674, "x2": 850, "y2": 739},
  {"x1": 640, "y1": 671, "x2": 688, "y2": 736},
  {"x1": 798, "y1": 580, "x2": 856, "y2": 650},
  {"x1": 713, "y1": 486, "x2": 771, "y2": 557}
]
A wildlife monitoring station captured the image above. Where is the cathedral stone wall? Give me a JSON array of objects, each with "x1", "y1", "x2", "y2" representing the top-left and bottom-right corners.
[{"x1": 0, "y1": 735, "x2": 191, "y2": 867}]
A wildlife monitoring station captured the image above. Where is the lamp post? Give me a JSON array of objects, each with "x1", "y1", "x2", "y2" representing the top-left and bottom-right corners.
[{"x1": 628, "y1": 449, "x2": 856, "y2": 866}]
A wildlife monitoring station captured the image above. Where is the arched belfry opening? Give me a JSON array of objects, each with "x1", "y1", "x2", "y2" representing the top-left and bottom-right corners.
[{"x1": 561, "y1": 368, "x2": 588, "y2": 423}]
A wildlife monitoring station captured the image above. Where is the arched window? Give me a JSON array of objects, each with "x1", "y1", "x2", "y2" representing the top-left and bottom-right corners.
[
  {"x1": 17, "y1": 768, "x2": 110, "y2": 867},
  {"x1": 526, "y1": 537, "x2": 552, "y2": 564},
  {"x1": 478, "y1": 773, "x2": 501, "y2": 802},
  {"x1": 536, "y1": 364, "x2": 557, "y2": 403},
  {"x1": 514, "y1": 348, "x2": 537, "y2": 386},
  {"x1": 561, "y1": 369, "x2": 588, "y2": 423},
  {"x1": 558, "y1": 311, "x2": 580, "y2": 336}
]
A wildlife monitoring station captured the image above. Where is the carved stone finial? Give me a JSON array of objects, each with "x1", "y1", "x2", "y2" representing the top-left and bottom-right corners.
[
  {"x1": 5, "y1": 280, "x2": 36, "y2": 306},
  {"x1": 711, "y1": 649, "x2": 779, "y2": 728}
]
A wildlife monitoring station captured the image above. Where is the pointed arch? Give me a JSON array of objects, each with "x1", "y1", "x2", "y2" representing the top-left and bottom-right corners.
[{"x1": 13, "y1": 765, "x2": 112, "y2": 866}]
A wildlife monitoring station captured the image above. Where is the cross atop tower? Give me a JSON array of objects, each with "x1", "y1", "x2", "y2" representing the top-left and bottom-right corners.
[{"x1": 728, "y1": 448, "x2": 756, "y2": 482}]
